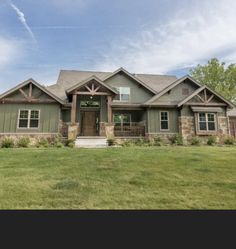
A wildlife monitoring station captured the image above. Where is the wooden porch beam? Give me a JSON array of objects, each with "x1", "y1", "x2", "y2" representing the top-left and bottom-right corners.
[
  {"x1": 107, "y1": 95, "x2": 112, "y2": 124},
  {"x1": 1, "y1": 98, "x2": 56, "y2": 103},
  {"x1": 75, "y1": 91, "x2": 110, "y2": 96},
  {"x1": 29, "y1": 83, "x2": 33, "y2": 100},
  {"x1": 196, "y1": 94, "x2": 205, "y2": 103},
  {"x1": 207, "y1": 94, "x2": 215, "y2": 103},
  {"x1": 19, "y1": 88, "x2": 29, "y2": 100},
  {"x1": 71, "y1": 94, "x2": 77, "y2": 124}
]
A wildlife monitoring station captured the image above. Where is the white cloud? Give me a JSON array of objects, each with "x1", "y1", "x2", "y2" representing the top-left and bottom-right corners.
[
  {"x1": 8, "y1": 1, "x2": 37, "y2": 43},
  {"x1": 96, "y1": 0, "x2": 236, "y2": 74},
  {"x1": 0, "y1": 37, "x2": 21, "y2": 68}
]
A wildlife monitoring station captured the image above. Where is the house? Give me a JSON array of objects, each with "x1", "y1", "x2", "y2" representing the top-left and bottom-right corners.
[{"x1": 0, "y1": 67, "x2": 235, "y2": 144}]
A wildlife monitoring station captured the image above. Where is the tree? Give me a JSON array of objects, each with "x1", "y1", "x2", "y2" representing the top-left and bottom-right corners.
[{"x1": 190, "y1": 58, "x2": 236, "y2": 104}]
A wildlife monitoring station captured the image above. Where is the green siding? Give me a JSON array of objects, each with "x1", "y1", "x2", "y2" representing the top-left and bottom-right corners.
[
  {"x1": 147, "y1": 108, "x2": 179, "y2": 133},
  {"x1": 104, "y1": 72, "x2": 153, "y2": 103},
  {"x1": 0, "y1": 104, "x2": 60, "y2": 133},
  {"x1": 155, "y1": 80, "x2": 198, "y2": 103}
]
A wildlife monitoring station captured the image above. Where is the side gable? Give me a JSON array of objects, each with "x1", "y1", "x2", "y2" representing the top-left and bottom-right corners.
[
  {"x1": 0, "y1": 79, "x2": 65, "y2": 105},
  {"x1": 178, "y1": 86, "x2": 235, "y2": 108},
  {"x1": 144, "y1": 75, "x2": 202, "y2": 105},
  {"x1": 103, "y1": 67, "x2": 157, "y2": 95},
  {"x1": 104, "y1": 69, "x2": 155, "y2": 103}
]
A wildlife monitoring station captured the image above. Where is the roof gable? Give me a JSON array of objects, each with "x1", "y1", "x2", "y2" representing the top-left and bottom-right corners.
[
  {"x1": 178, "y1": 85, "x2": 235, "y2": 108},
  {"x1": 66, "y1": 75, "x2": 118, "y2": 95},
  {"x1": 103, "y1": 67, "x2": 157, "y2": 94},
  {"x1": 144, "y1": 75, "x2": 202, "y2": 105},
  {"x1": 0, "y1": 79, "x2": 65, "y2": 105}
]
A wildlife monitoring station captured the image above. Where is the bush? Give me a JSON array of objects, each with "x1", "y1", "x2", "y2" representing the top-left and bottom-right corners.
[
  {"x1": 1, "y1": 137, "x2": 14, "y2": 148},
  {"x1": 153, "y1": 136, "x2": 163, "y2": 146},
  {"x1": 64, "y1": 139, "x2": 75, "y2": 148},
  {"x1": 55, "y1": 142, "x2": 64, "y2": 148},
  {"x1": 36, "y1": 138, "x2": 49, "y2": 148},
  {"x1": 191, "y1": 137, "x2": 201, "y2": 146},
  {"x1": 224, "y1": 136, "x2": 235, "y2": 145},
  {"x1": 107, "y1": 138, "x2": 115, "y2": 146},
  {"x1": 122, "y1": 140, "x2": 134, "y2": 147},
  {"x1": 17, "y1": 137, "x2": 30, "y2": 148},
  {"x1": 207, "y1": 136, "x2": 217, "y2": 146},
  {"x1": 169, "y1": 134, "x2": 183, "y2": 145},
  {"x1": 134, "y1": 137, "x2": 150, "y2": 146}
]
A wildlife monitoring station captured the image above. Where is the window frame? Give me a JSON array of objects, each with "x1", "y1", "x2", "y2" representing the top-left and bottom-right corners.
[
  {"x1": 114, "y1": 87, "x2": 131, "y2": 102},
  {"x1": 160, "y1": 111, "x2": 169, "y2": 131},
  {"x1": 113, "y1": 113, "x2": 131, "y2": 131},
  {"x1": 17, "y1": 109, "x2": 40, "y2": 129},
  {"x1": 197, "y1": 112, "x2": 216, "y2": 132}
]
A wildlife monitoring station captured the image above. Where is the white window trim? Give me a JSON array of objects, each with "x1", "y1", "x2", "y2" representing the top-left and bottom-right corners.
[
  {"x1": 198, "y1": 112, "x2": 216, "y2": 132},
  {"x1": 113, "y1": 87, "x2": 130, "y2": 102},
  {"x1": 160, "y1": 111, "x2": 170, "y2": 131},
  {"x1": 17, "y1": 109, "x2": 40, "y2": 129}
]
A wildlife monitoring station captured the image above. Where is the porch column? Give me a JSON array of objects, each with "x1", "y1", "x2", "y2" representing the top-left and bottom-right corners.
[
  {"x1": 107, "y1": 95, "x2": 112, "y2": 124},
  {"x1": 71, "y1": 93, "x2": 77, "y2": 124}
]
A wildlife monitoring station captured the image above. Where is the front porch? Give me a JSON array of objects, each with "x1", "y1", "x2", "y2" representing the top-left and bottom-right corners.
[{"x1": 63, "y1": 76, "x2": 147, "y2": 139}]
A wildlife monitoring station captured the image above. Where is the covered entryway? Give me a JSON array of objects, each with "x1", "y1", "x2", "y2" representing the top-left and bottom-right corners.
[
  {"x1": 66, "y1": 76, "x2": 118, "y2": 139},
  {"x1": 80, "y1": 111, "x2": 100, "y2": 136}
]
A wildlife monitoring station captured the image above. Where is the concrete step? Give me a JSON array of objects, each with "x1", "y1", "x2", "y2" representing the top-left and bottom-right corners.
[{"x1": 75, "y1": 137, "x2": 108, "y2": 148}]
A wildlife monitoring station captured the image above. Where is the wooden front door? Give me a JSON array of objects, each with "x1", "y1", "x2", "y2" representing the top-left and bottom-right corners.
[{"x1": 81, "y1": 111, "x2": 99, "y2": 136}]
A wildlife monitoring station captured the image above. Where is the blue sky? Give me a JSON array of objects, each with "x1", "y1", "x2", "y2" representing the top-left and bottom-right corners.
[{"x1": 0, "y1": 0, "x2": 236, "y2": 93}]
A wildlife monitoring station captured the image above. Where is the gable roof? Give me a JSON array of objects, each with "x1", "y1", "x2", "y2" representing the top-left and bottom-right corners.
[
  {"x1": 102, "y1": 67, "x2": 157, "y2": 94},
  {"x1": 66, "y1": 75, "x2": 118, "y2": 94},
  {"x1": 48, "y1": 69, "x2": 177, "y2": 101},
  {"x1": 144, "y1": 75, "x2": 202, "y2": 105},
  {"x1": 177, "y1": 85, "x2": 235, "y2": 108},
  {"x1": 0, "y1": 78, "x2": 65, "y2": 105}
]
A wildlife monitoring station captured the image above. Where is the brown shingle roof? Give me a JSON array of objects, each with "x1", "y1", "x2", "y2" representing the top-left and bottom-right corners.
[{"x1": 46, "y1": 69, "x2": 177, "y2": 101}]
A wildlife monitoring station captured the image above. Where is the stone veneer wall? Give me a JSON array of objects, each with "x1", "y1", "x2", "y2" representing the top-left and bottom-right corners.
[
  {"x1": 178, "y1": 116, "x2": 195, "y2": 144},
  {"x1": 0, "y1": 134, "x2": 59, "y2": 146}
]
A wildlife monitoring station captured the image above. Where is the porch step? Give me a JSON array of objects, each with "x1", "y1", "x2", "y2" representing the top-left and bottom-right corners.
[{"x1": 75, "y1": 137, "x2": 108, "y2": 148}]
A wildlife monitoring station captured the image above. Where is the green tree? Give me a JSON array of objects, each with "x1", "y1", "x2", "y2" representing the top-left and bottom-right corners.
[{"x1": 190, "y1": 58, "x2": 236, "y2": 104}]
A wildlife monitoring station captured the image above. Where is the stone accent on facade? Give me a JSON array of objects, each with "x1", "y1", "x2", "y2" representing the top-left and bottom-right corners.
[
  {"x1": 178, "y1": 116, "x2": 195, "y2": 144},
  {"x1": 146, "y1": 133, "x2": 178, "y2": 144},
  {"x1": 105, "y1": 124, "x2": 115, "y2": 138},
  {"x1": 99, "y1": 122, "x2": 106, "y2": 136},
  {"x1": 0, "y1": 133, "x2": 59, "y2": 146},
  {"x1": 68, "y1": 123, "x2": 79, "y2": 140}
]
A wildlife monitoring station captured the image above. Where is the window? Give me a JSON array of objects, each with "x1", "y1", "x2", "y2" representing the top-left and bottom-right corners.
[
  {"x1": 80, "y1": 101, "x2": 100, "y2": 107},
  {"x1": 18, "y1": 110, "x2": 40, "y2": 129},
  {"x1": 115, "y1": 87, "x2": 130, "y2": 101},
  {"x1": 160, "y1": 111, "x2": 169, "y2": 131},
  {"x1": 198, "y1": 113, "x2": 216, "y2": 131},
  {"x1": 182, "y1": 88, "x2": 189, "y2": 95},
  {"x1": 113, "y1": 113, "x2": 131, "y2": 131}
]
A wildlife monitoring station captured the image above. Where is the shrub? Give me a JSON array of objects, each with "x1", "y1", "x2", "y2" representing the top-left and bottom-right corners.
[
  {"x1": 224, "y1": 136, "x2": 235, "y2": 145},
  {"x1": 122, "y1": 140, "x2": 134, "y2": 147},
  {"x1": 36, "y1": 138, "x2": 49, "y2": 148},
  {"x1": 55, "y1": 142, "x2": 64, "y2": 148},
  {"x1": 1, "y1": 137, "x2": 14, "y2": 148},
  {"x1": 64, "y1": 139, "x2": 75, "y2": 148},
  {"x1": 153, "y1": 136, "x2": 163, "y2": 146},
  {"x1": 107, "y1": 138, "x2": 115, "y2": 146},
  {"x1": 191, "y1": 137, "x2": 201, "y2": 146},
  {"x1": 17, "y1": 137, "x2": 30, "y2": 148},
  {"x1": 134, "y1": 137, "x2": 151, "y2": 146},
  {"x1": 207, "y1": 136, "x2": 217, "y2": 146},
  {"x1": 169, "y1": 134, "x2": 183, "y2": 145}
]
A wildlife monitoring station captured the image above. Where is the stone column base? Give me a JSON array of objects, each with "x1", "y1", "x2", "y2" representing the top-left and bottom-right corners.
[
  {"x1": 68, "y1": 123, "x2": 79, "y2": 140},
  {"x1": 105, "y1": 123, "x2": 114, "y2": 138}
]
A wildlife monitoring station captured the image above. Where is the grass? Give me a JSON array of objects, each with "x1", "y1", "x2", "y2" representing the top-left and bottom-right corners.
[{"x1": 0, "y1": 146, "x2": 236, "y2": 209}]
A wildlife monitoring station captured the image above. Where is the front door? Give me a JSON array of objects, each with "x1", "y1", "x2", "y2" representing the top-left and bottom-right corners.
[{"x1": 81, "y1": 111, "x2": 99, "y2": 136}]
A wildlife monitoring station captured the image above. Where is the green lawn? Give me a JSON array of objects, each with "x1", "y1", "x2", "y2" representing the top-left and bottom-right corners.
[{"x1": 0, "y1": 146, "x2": 236, "y2": 209}]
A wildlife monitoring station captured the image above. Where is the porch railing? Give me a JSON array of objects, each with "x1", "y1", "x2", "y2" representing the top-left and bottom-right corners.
[{"x1": 114, "y1": 122, "x2": 145, "y2": 137}]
